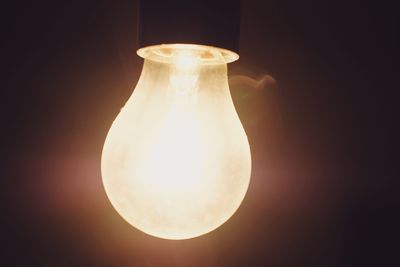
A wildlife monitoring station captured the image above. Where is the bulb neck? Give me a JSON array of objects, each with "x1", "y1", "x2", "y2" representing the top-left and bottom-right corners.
[{"x1": 133, "y1": 54, "x2": 230, "y2": 102}]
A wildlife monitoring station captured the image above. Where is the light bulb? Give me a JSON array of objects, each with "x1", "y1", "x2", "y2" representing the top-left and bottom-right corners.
[{"x1": 101, "y1": 44, "x2": 251, "y2": 240}]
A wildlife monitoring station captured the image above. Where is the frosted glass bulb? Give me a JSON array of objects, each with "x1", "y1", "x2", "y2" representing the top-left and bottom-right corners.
[{"x1": 101, "y1": 44, "x2": 251, "y2": 240}]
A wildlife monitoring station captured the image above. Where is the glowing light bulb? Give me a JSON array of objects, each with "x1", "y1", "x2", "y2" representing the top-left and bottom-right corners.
[{"x1": 101, "y1": 44, "x2": 251, "y2": 240}]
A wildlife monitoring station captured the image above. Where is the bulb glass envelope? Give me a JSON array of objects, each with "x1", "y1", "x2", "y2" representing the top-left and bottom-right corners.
[{"x1": 102, "y1": 44, "x2": 251, "y2": 240}]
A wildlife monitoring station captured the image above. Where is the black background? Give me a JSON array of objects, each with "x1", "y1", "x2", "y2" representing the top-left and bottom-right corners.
[{"x1": 1, "y1": 1, "x2": 398, "y2": 266}]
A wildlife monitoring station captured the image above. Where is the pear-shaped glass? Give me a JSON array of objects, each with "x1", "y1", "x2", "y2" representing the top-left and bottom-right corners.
[{"x1": 102, "y1": 44, "x2": 251, "y2": 240}]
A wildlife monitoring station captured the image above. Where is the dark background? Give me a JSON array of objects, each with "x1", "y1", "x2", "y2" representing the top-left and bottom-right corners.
[{"x1": 1, "y1": 1, "x2": 398, "y2": 266}]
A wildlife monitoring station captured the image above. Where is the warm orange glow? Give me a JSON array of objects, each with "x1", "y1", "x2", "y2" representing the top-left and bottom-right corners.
[{"x1": 101, "y1": 44, "x2": 251, "y2": 240}]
